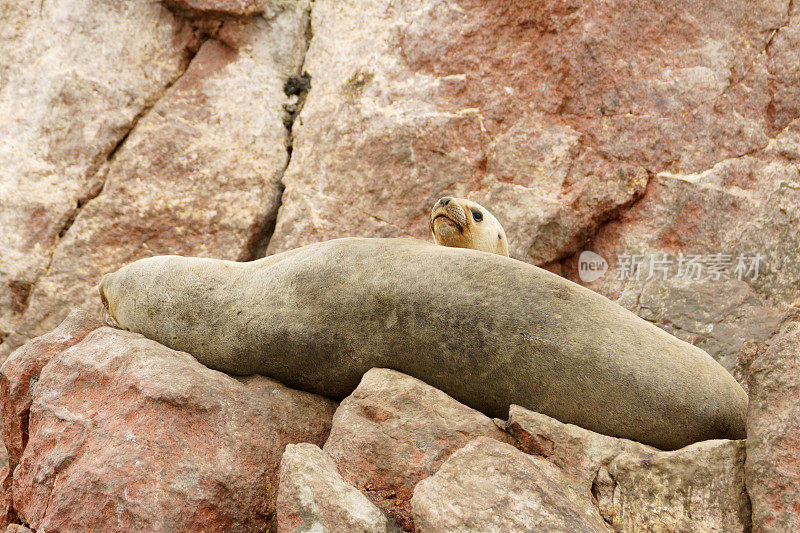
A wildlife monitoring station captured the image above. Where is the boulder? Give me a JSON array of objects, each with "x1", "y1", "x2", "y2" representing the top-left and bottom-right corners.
[
  {"x1": 500, "y1": 405, "x2": 654, "y2": 493},
  {"x1": 410, "y1": 437, "x2": 611, "y2": 533},
  {"x1": 599, "y1": 439, "x2": 750, "y2": 532},
  {"x1": 268, "y1": 0, "x2": 786, "y2": 266},
  {"x1": 746, "y1": 309, "x2": 800, "y2": 532},
  {"x1": 9, "y1": 327, "x2": 337, "y2": 532},
  {"x1": 503, "y1": 405, "x2": 750, "y2": 532},
  {"x1": 0, "y1": 310, "x2": 103, "y2": 468},
  {"x1": 276, "y1": 443, "x2": 400, "y2": 533},
  {"x1": 0, "y1": 310, "x2": 102, "y2": 529},
  {"x1": 323, "y1": 368, "x2": 509, "y2": 529}
]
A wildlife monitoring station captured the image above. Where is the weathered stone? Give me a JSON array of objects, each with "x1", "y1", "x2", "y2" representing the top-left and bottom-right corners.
[
  {"x1": 0, "y1": 469, "x2": 11, "y2": 532},
  {"x1": 268, "y1": 0, "x2": 786, "y2": 264},
  {"x1": 766, "y1": 8, "x2": 800, "y2": 133},
  {"x1": 323, "y1": 369, "x2": 509, "y2": 529},
  {"x1": 0, "y1": 310, "x2": 103, "y2": 469},
  {"x1": 11, "y1": 327, "x2": 337, "y2": 532},
  {"x1": 0, "y1": 0, "x2": 194, "y2": 348},
  {"x1": 276, "y1": 443, "x2": 400, "y2": 533},
  {"x1": 614, "y1": 278, "x2": 782, "y2": 372},
  {"x1": 0, "y1": 1, "x2": 311, "y2": 359},
  {"x1": 503, "y1": 405, "x2": 750, "y2": 532},
  {"x1": 410, "y1": 437, "x2": 611, "y2": 532},
  {"x1": 164, "y1": 0, "x2": 281, "y2": 17},
  {"x1": 600, "y1": 440, "x2": 750, "y2": 532},
  {"x1": 501, "y1": 405, "x2": 654, "y2": 493},
  {"x1": 0, "y1": 1, "x2": 36, "y2": 90},
  {"x1": 746, "y1": 309, "x2": 800, "y2": 532},
  {"x1": 0, "y1": 310, "x2": 100, "y2": 528},
  {"x1": 270, "y1": 0, "x2": 683, "y2": 263},
  {"x1": 4, "y1": 525, "x2": 31, "y2": 533}
]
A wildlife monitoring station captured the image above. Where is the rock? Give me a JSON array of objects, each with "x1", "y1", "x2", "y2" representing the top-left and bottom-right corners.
[
  {"x1": 746, "y1": 309, "x2": 800, "y2": 532},
  {"x1": 600, "y1": 440, "x2": 750, "y2": 532},
  {"x1": 100, "y1": 237, "x2": 747, "y2": 450},
  {"x1": 4, "y1": 525, "x2": 31, "y2": 533},
  {"x1": 501, "y1": 405, "x2": 654, "y2": 493},
  {"x1": 164, "y1": 0, "x2": 280, "y2": 17},
  {"x1": 0, "y1": 0, "x2": 195, "y2": 350},
  {"x1": 10, "y1": 327, "x2": 337, "y2": 532},
  {"x1": 0, "y1": 310, "x2": 101, "y2": 529},
  {"x1": 276, "y1": 443, "x2": 400, "y2": 533},
  {"x1": 268, "y1": 0, "x2": 785, "y2": 263},
  {"x1": 0, "y1": 310, "x2": 103, "y2": 468},
  {"x1": 766, "y1": 10, "x2": 800, "y2": 133},
  {"x1": 564, "y1": 156, "x2": 800, "y2": 368},
  {"x1": 0, "y1": 472, "x2": 11, "y2": 532},
  {"x1": 268, "y1": 0, "x2": 663, "y2": 263},
  {"x1": 614, "y1": 278, "x2": 782, "y2": 372},
  {"x1": 323, "y1": 368, "x2": 509, "y2": 529},
  {"x1": 410, "y1": 437, "x2": 611, "y2": 533},
  {"x1": 0, "y1": 1, "x2": 36, "y2": 90},
  {"x1": 503, "y1": 405, "x2": 750, "y2": 532},
  {"x1": 0, "y1": 1, "x2": 311, "y2": 358}
]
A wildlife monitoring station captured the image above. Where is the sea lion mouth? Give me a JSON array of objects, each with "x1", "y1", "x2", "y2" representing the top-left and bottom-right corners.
[{"x1": 431, "y1": 213, "x2": 463, "y2": 233}]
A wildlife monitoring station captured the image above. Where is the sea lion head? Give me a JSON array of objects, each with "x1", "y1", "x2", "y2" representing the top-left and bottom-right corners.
[{"x1": 430, "y1": 197, "x2": 508, "y2": 256}]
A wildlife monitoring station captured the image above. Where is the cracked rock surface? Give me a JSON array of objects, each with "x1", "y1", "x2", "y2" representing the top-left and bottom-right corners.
[{"x1": 0, "y1": 0, "x2": 311, "y2": 357}]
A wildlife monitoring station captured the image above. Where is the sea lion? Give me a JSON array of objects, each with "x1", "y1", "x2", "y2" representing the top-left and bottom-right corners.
[
  {"x1": 431, "y1": 197, "x2": 508, "y2": 256},
  {"x1": 99, "y1": 238, "x2": 747, "y2": 450}
]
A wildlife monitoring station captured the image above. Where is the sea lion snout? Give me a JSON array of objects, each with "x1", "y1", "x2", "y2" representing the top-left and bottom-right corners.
[{"x1": 431, "y1": 198, "x2": 468, "y2": 231}]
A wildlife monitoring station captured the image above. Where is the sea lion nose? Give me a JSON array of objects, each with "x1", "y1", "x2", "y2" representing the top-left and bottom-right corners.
[{"x1": 438, "y1": 197, "x2": 452, "y2": 207}]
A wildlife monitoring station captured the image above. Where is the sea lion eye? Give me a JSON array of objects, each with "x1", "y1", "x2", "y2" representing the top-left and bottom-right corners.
[{"x1": 471, "y1": 210, "x2": 483, "y2": 222}]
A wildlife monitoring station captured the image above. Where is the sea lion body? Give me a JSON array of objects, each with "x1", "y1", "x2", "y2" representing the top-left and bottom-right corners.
[{"x1": 100, "y1": 237, "x2": 747, "y2": 450}]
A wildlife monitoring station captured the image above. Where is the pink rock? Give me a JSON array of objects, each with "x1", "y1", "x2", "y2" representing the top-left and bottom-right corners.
[
  {"x1": 0, "y1": 310, "x2": 103, "y2": 469},
  {"x1": 410, "y1": 437, "x2": 611, "y2": 532},
  {"x1": 746, "y1": 309, "x2": 800, "y2": 532},
  {"x1": 501, "y1": 405, "x2": 654, "y2": 492},
  {"x1": 276, "y1": 443, "x2": 400, "y2": 533},
  {"x1": 323, "y1": 369, "x2": 510, "y2": 531},
  {"x1": 5, "y1": 525, "x2": 32, "y2": 533},
  {"x1": 0, "y1": 310, "x2": 102, "y2": 529},
  {"x1": 11, "y1": 327, "x2": 337, "y2": 532},
  {"x1": 0, "y1": 1, "x2": 310, "y2": 357},
  {"x1": 0, "y1": 0, "x2": 194, "y2": 349},
  {"x1": 562, "y1": 155, "x2": 796, "y2": 369},
  {"x1": 269, "y1": 0, "x2": 784, "y2": 264}
]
